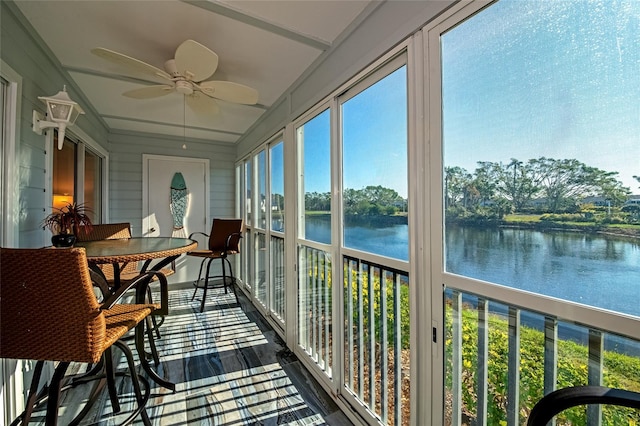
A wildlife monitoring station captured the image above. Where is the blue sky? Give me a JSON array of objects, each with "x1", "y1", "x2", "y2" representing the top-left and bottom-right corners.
[
  {"x1": 302, "y1": 67, "x2": 408, "y2": 197},
  {"x1": 443, "y1": 0, "x2": 639, "y2": 192},
  {"x1": 292, "y1": 0, "x2": 639, "y2": 199}
]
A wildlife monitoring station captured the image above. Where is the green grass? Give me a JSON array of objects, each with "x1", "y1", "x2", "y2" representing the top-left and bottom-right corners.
[
  {"x1": 503, "y1": 213, "x2": 640, "y2": 232},
  {"x1": 445, "y1": 306, "x2": 640, "y2": 425},
  {"x1": 504, "y1": 214, "x2": 541, "y2": 222}
]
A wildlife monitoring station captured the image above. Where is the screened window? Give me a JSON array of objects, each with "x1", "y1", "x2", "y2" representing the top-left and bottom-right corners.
[
  {"x1": 256, "y1": 150, "x2": 267, "y2": 230},
  {"x1": 52, "y1": 135, "x2": 103, "y2": 223},
  {"x1": 441, "y1": 0, "x2": 640, "y2": 318},
  {"x1": 297, "y1": 109, "x2": 331, "y2": 244},
  {"x1": 246, "y1": 158, "x2": 253, "y2": 226},
  {"x1": 270, "y1": 141, "x2": 284, "y2": 232},
  {"x1": 341, "y1": 63, "x2": 408, "y2": 261}
]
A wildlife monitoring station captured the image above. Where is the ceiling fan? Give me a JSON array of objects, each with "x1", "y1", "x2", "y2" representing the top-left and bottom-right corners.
[{"x1": 91, "y1": 40, "x2": 258, "y2": 115}]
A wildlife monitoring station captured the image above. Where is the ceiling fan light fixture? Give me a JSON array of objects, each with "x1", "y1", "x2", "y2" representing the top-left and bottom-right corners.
[{"x1": 175, "y1": 80, "x2": 193, "y2": 95}]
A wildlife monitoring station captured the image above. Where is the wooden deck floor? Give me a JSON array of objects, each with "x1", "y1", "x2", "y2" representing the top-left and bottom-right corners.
[{"x1": 31, "y1": 283, "x2": 352, "y2": 425}]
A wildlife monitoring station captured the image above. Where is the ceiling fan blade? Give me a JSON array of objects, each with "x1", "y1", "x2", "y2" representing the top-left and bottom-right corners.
[
  {"x1": 174, "y1": 40, "x2": 218, "y2": 82},
  {"x1": 186, "y1": 92, "x2": 220, "y2": 116},
  {"x1": 91, "y1": 47, "x2": 172, "y2": 82},
  {"x1": 198, "y1": 81, "x2": 259, "y2": 105},
  {"x1": 122, "y1": 85, "x2": 174, "y2": 99}
]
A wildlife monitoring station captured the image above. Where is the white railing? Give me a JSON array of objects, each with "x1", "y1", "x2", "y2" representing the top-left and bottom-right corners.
[
  {"x1": 270, "y1": 235, "x2": 285, "y2": 323},
  {"x1": 298, "y1": 245, "x2": 333, "y2": 377},
  {"x1": 445, "y1": 288, "x2": 640, "y2": 426},
  {"x1": 343, "y1": 255, "x2": 410, "y2": 426}
]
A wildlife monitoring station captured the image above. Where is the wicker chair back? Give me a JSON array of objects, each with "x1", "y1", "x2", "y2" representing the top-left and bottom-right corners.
[{"x1": 0, "y1": 248, "x2": 106, "y2": 364}]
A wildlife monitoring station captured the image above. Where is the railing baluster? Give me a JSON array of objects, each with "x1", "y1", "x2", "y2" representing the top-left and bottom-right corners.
[
  {"x1": 394, "y1": 271, "x2": 402, "y2": 426},
  {"x1": 358, "y1": 260, "x2": 365, "y2": 400},
  {"x1": 368, "y1": 265, "x2": 376, "y2": 410},
  {"x1": 347, "y1": 258, "x2": 355, "y2": 390},
  {"x1": 587, "y1": 329, "x2": 604, "y2": 426},
  {"x1": 451, "y1": 290, "x2": 462, "y2": 426},
  {"x1": 476, "y1": 298, "x2": 488, "y2": 426},
  {"x1": 507, "y1": 307, "x2": 521, "y2": 426},
  {"x1": 380, "y1": 270, "x2": 389, "y2": 424}
]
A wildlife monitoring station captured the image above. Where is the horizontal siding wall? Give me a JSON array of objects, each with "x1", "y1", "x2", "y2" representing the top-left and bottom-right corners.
[
  {"x1": 108, "y1": 131, "x2": 236, "y2": 236},
  {"x1": 1, "y1": 1, "x2": 108, "y2": 248}
]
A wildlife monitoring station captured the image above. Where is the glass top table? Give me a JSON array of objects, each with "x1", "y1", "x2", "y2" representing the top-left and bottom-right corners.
[{"x1": 75, "y1": 237, "x2": 197, "y2": 265}]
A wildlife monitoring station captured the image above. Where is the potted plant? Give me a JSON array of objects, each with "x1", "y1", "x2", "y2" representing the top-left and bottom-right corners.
[{"x1": 43, "y1": 202, "x2": 93, "y2": 247}]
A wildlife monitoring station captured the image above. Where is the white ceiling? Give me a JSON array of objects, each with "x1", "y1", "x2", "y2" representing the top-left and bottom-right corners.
[{"x1": 15, "y1": 0, "x2": 374, "y2": 143}]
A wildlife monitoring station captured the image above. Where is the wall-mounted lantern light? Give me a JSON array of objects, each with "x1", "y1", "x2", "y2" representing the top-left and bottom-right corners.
[{"x1": 32, "y1": 85, "x2": 85, "y2": 150}]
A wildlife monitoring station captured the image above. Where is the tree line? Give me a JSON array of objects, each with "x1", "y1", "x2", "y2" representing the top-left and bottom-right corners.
[
  {"x1": 446, "y1": 157, "x2": 636, "y2": 216},
  {"x1": 303, "y1": 158, "x2": 639, "y2": 220},
  {"x1": 305, "y1": 185, "x2": 406, "y2": 216}
]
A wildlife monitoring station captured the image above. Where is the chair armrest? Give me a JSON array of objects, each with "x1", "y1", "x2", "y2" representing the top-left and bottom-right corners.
[
  {"x1": 527, "y1": 386, "x2": 640, "y2": 426},
  {"x1": 188, "y1": 232, "x2": 209, "y2": 239},
  {"x1": 224, "y1": 232, "x2": 243, "y2": 253},
  {"x1": 101, "y1": 270, "x2": 169, "y2": 316}
]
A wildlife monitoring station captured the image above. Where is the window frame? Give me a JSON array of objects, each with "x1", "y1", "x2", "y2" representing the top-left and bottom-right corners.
[
  {"x1": 425, "y1": 0, "x2": 640, "y2": 355},
  {"x1": 46, "y1": 126, "x2": 108, "y2": 225}
]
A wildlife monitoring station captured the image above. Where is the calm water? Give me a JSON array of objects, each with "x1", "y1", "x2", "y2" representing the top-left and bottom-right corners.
[{"x1": 304, "y1": 216, "x2": 640, "y2": 318}]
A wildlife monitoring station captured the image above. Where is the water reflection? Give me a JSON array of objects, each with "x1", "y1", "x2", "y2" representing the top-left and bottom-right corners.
[
  {"x1": 446, "y1": 225, "x2": 640, "y2": 317},
  {"x1": 301, "y1": 217, "x2": 639, "y2": 317}
]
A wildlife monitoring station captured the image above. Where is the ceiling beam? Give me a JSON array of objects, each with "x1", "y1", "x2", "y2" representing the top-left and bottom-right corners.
[
  {"x1": 101, "y1": 114, "x2": 244, "y2": 136},
  {"x1": 181, "y1": 0, "x2": 332, "y2": 51}
]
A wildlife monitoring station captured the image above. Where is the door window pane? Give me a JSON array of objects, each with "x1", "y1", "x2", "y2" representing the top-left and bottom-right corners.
[
  {"x1": 341, "y1": 65, "x2": 408, "y2": 260},
  {"x1": 52, "y1": 136, "x2": 76, "y2": 210},
  {"x1": 441, "y1": 0, "x2": 640, "y2": 317},
  {"x1": 297, "y1": 109, "x2": 331, "y2": 243},
  {"x1": 84, "y1": 149, "x2": 101, "y2": 223}
]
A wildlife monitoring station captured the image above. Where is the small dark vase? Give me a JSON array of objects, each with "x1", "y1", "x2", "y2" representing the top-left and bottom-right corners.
[{"x1": 51, "y1": 234, "x2": 76, "y2": 248}]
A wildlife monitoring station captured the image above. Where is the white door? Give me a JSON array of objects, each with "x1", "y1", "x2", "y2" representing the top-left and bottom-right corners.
[{"x1": 143, "y1": 154, "x2": 209, "y2": 283}]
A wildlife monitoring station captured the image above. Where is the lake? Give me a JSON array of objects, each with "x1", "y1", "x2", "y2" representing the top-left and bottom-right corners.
[{"x1": 303, "y1": 216, "x2": 640, "y2": 318}]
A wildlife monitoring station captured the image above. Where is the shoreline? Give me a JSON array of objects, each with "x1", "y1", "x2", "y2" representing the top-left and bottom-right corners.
[{"x1": 450, "y1": 219, "x2": 640, "y2": 241}]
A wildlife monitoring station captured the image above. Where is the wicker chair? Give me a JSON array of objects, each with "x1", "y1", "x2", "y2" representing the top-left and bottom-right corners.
[
  {"x1": 187, "y1": 218, "x2": 243, "y2": 312},
  {"x1": 76, "y1": 222, "x2": 174, "y2": 288},
  {"x1": 0, "y1": 247, "x2": 163, "y2": 425},
  {"x1": 77, "y1": 223, "x2": 173, "y2": 373}
]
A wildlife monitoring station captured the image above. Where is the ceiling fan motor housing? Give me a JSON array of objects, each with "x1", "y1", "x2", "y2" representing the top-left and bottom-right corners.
[{"x1": 175, "y1": 80, "x2": 194, "y2": 95}]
